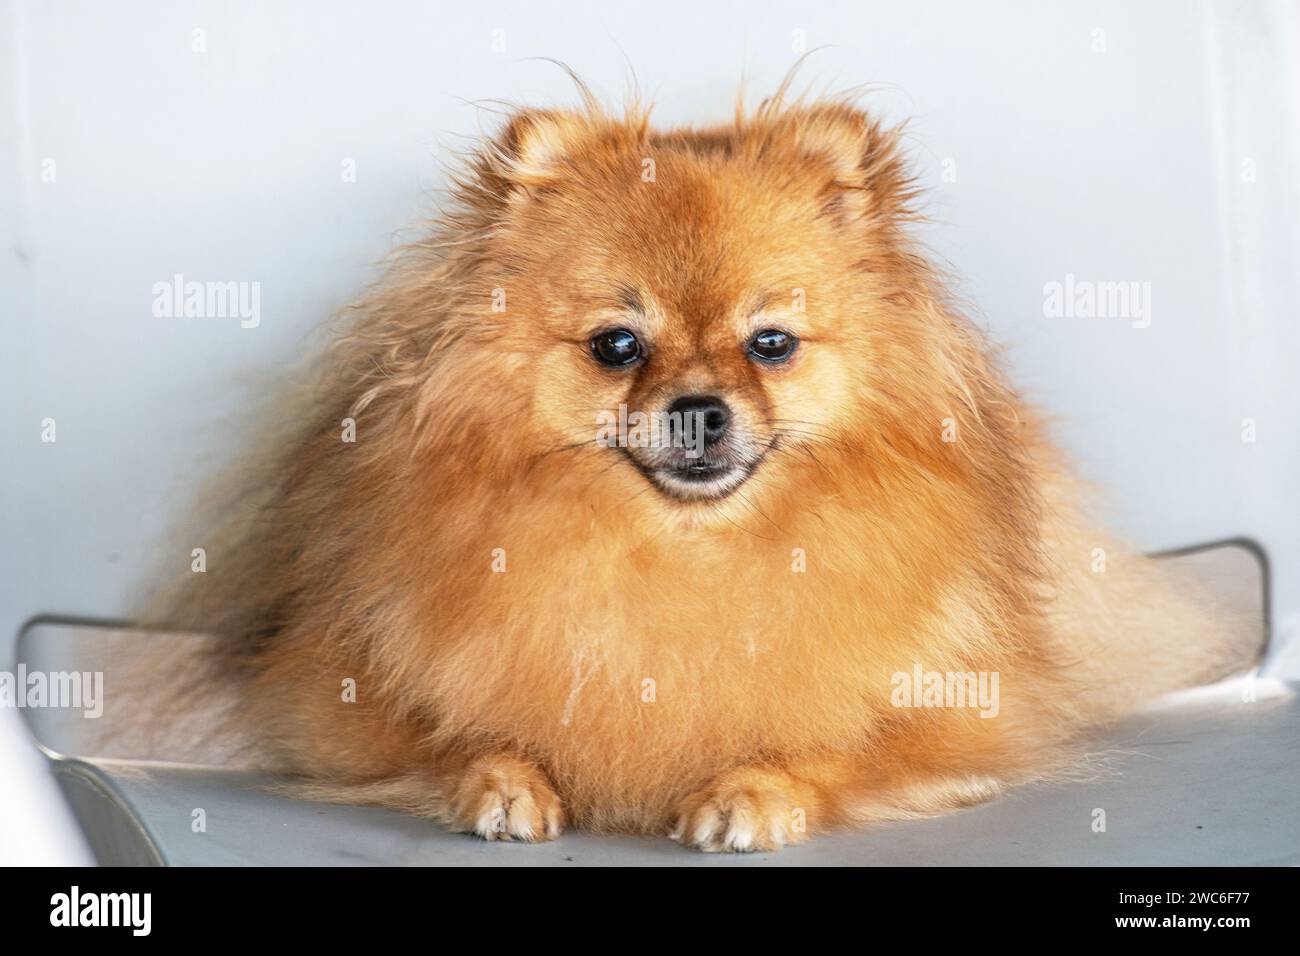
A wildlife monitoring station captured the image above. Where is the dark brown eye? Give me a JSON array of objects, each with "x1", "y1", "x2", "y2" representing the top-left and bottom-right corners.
[
  {"x1": 748, "y1": 328, "x2": 797, "y2": 363},
  {"x1": 590, "y1": 328, "x2": 643, "y2": 367}
]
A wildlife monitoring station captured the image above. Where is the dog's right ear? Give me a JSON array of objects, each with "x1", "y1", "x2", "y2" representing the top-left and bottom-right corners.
[
  {"x1": 499, "y1": 110, "x2": 584, "y2": 181},
  {"x1": 480, "y1": 108, "x2": 593, "y2": 201}
]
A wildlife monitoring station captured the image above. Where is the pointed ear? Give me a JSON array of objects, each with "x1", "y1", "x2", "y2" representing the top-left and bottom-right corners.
[
  {"x1": 784, "y1": 104, "x2": 916, "y2": 224},
  {"x1": 491, "y1": 108, "x2": 592, "y2": 192}
]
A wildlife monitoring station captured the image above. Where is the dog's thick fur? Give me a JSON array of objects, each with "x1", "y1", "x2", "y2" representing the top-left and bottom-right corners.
[{"x1": 150, "y1": 87, "x2": 1254, "y2": 851}]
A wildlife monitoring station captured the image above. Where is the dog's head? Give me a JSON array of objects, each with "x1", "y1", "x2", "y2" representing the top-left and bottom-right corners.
[{"x1": 408, "y1": 97, "x2": 989, "y2": 521}]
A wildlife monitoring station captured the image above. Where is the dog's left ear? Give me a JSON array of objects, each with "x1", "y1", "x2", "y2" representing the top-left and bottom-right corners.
[{"x1": 781, "y1": 103, "x2": 916, "y2": 225}]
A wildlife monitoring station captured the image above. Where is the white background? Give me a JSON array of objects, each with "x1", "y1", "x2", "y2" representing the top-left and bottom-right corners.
[{"x1": 1, "y1": 0, "x2": 1298, "y2": 858}]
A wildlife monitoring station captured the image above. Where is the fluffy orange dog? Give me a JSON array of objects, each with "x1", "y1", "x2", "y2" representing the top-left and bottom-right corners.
[{"x1": 165, "y1": 86, "x2": 1251, "y2": 852}]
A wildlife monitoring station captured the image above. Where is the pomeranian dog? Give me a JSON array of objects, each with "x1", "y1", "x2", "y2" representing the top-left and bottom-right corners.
[{"x1": 153, "y1": 81, "x2": 1254, "y2": 852}]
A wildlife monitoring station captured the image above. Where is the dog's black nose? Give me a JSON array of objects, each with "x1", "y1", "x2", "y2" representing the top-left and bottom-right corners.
[{"x1": 668, "y1": 394, "x2": 731, "y2": 446}]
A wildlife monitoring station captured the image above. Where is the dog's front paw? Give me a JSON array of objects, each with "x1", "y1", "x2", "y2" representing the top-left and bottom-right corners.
[
  {"x1": 670, "y1": 766, "x2": 813, "y2": 853},
  {"x1": 446, "y1": 754, "x2": 564, "y2": 842}
]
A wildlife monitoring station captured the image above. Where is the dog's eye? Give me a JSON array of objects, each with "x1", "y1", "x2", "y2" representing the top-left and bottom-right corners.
[
  {"x1": 590, "y1": 328, "x2": 643, "y2": 367},
  {"x1": 747, "y1": 328, "x2": 797, "y2": 363}
]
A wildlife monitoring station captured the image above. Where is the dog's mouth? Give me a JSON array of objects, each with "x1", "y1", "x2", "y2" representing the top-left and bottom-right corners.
[
  {"x1": 654, "y1": 458, "x2": 748, "y2": 498},
  {"x1": 674, "y1": 459, "x2": 734, "y2": 480},
  {"x1": 626, "y1": 440, "x2": 775, "y2": 502}
]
